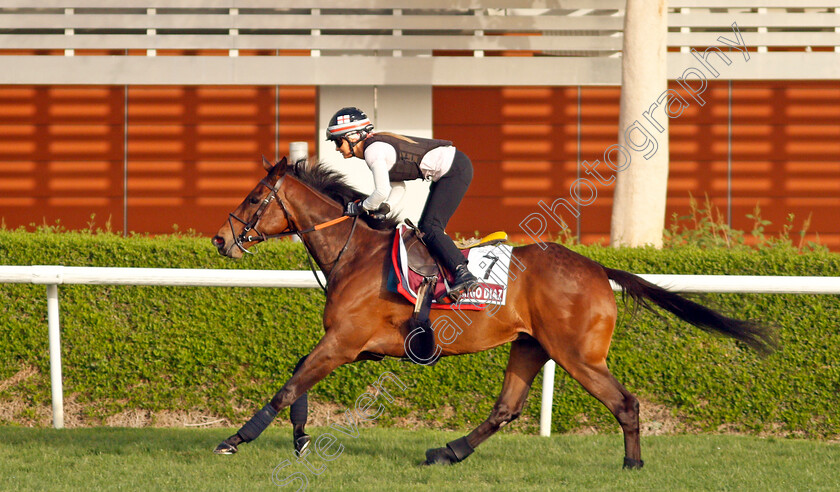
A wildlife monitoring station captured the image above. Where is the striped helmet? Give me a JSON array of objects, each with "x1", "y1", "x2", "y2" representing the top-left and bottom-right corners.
[{"x1": 325, "y1": 107, "x2": 374, "y2": 142}]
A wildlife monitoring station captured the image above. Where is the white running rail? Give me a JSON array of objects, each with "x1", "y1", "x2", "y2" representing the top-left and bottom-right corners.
[{"x1": 1, "y1": 265, "x2": 838, "y2": 432}]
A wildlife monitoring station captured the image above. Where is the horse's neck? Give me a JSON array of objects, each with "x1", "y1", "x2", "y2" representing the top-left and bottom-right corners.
[{"x1": 284, "y1": 181, "x2": 387, "y2": 275}]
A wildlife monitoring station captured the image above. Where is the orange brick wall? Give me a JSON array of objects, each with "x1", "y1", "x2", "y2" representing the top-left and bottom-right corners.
[
  {"x1": 0, "y1": 85, "x2": 316, "y2": 235},
  {"x1": 0, "y1": 83, "x2": 837, "y2": 249},
  {"x1": 434, "y1": 83, "x2": 840, "y2": 249},
  {"x1": 0, "y1": 86, "x2": 124, "y2": 230}
]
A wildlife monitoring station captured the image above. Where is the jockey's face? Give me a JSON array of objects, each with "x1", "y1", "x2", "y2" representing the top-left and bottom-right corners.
[
  {"x1": 334, "y1": 137, "x2": 353, "y2": 159},
  {"x1": 334, "y1": 133, "x2": 364, "y2": 159}
]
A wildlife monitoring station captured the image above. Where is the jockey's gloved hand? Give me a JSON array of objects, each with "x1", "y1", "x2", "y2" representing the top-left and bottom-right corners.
[
  {"x1": 367, "y1": 202, "x2": 390, "y2": 220},
  {"x1": 344, "y1": 200, "x2": 364, "y2": 217}
]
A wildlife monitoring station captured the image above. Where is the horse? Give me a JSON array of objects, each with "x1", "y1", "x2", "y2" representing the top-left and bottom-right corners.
[{"x1": 210, "y1": 156, "x2": 775, "y2": 468}]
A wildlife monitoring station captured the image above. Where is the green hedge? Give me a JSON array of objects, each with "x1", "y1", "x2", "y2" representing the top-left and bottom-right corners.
[{"x1": 1, "y1": 229, "x2": 838, "y2": 438}]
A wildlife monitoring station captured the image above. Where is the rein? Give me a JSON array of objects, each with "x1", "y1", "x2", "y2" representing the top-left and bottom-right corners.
[{"x1": 227, "y1": 176, "x2": 358, "y2": 294}]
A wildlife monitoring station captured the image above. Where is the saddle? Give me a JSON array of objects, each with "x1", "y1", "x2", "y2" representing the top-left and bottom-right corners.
[
  {"x1": 401, "y1": 220, "x2": 508, "y2": 281},
  {"x1": 398, "y1": 220, "x2": 508, "y2": 366},
  {"x1": 401, "y1": 226, "x2": 440, "y2": 278}
]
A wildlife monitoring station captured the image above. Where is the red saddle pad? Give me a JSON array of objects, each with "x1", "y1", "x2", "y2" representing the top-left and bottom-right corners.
[{"x1": 391, "y1": 225, "x2": 485, "y2": 311}]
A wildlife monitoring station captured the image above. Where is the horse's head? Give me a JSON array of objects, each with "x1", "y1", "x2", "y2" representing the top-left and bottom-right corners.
[{"x1": 212, "y1": 156, "x2": 293, "y2": 258}]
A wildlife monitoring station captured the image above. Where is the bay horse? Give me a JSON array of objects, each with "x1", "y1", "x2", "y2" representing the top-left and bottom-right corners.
[{"x1": 210, "y1": 156, "x2": 774, "y2": 468}]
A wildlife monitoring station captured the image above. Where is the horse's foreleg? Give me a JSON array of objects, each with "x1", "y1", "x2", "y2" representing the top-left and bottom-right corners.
[
  {"x1": 424, "y1": 339, "x2": 549, "y2": 465},
  {"x1": 289, "y1": 355, "x2": 310, "y2": 454},
  {"x1": 214, "y1": 338, "x2": 357, "y2": 455},
  {"x1": 287, "y1": 351, "x2": 387, "y2": 454}
]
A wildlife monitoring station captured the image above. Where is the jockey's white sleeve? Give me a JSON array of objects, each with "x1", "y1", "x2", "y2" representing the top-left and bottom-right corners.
[{"x1": 362, "y1": 141, "x2": 397, "y2": 210}]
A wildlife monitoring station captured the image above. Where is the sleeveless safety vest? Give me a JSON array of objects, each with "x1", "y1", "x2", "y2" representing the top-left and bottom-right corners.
[{"x1": 362, "y1": 133, "x2": 453, "y2": 181}]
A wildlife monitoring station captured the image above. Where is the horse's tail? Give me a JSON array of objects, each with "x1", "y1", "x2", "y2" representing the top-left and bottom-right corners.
[{"x1": 603, "y1": 267, "x2": 777, "y2": 355}]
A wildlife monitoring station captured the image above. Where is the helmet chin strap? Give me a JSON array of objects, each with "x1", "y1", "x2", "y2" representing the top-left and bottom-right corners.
[{"x1": 344, "y1": 132, "x2": 366, "y2": 156}]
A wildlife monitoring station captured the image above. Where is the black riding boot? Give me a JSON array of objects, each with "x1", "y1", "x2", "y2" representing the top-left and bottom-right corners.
[{"x1": 448, "y1": 264, "x2": 480, "y2": 301}]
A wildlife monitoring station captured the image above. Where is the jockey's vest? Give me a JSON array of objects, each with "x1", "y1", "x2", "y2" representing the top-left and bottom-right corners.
[{"x1": 362, "y1": 133, "x2": 453, "y2": 181}]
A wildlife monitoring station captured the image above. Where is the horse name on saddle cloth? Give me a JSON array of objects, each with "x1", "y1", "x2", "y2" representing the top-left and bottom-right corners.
[{"x1": 390, "y1": 224, "x2": 513, "y2": 310}]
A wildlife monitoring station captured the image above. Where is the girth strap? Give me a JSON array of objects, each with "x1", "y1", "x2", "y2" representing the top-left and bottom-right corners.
[{"x1": 405, "y1": 275, "x2": 440, "y2": 365}]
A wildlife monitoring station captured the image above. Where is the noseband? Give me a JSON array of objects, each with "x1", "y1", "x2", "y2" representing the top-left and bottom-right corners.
[
  {"x1": 227, "y1": 177, "x2": 287, "y2": 255},
  {"x1": 226, "y1": 175, "x2": 358, "y2": 292}
]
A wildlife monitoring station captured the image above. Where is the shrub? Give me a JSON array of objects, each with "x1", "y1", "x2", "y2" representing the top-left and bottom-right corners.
[{"x1": 0, "y1": 227, "x2": 838, "y2": 438}]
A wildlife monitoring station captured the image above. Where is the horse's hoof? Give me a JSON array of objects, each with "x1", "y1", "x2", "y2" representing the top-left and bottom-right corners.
[
  {"x1": 294, "y1": 435, "x2": 311, "y2": 455},
  {"x1": 623, "y1": 457, "x2": 644, "y2": 469},
  {"x1": 214, "y1": 441, "x2": 238, "y2": 455},
  {"x1": 423, "y1": 446, "x2": 458, "y2": 466}
]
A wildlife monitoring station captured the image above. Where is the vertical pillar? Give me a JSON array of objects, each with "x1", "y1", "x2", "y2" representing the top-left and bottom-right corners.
[
  {"x1": 229, "y1": 8, "x2": 239, "y2": 57},
  {"x1": 393, "y1": 9, "x2": 403, "y2": 57},
  {"x1": 124, "y1": 85, "x2": 129, "y2": 237},
  {"x1": 835, "y1": 8, "x2": 840, "y2": 53},
  {"x1": 146, "y1": 8, "x2": 156, "y2": 57},
  {"x1": 757, "y1": 7, "x2": 768, "y2": 54},
  {"x1": 64, "y1": 8, "x2": 74, "y2": 57},
  {"x1": 610, "y1": 0, "x2": 669, "y2": 248},
  {"x1": 679, "y1": 7, "x2": 691, "y2": 54},
  {"x1": 473, "y1": 10, "x2": 484, "y2": 58},
  {"x1": 317, "y1": 86, "x2": 432, "y2": 222},
  {"x1": 311, "y1": 9, "x2": 321, "y2": 58},
  {"x1": 289, "y1": 141, "x2": 308, "y2": 165}
]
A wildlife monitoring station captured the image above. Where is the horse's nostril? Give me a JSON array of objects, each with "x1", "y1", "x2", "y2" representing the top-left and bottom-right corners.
[{"x1": 212, "y1": 236, "x2": 225, "y2": 248}]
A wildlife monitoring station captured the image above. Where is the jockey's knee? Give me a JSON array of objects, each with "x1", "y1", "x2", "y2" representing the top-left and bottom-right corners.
[{"x1": 418, "y1": 221, "x2": 442, "y2": 240}]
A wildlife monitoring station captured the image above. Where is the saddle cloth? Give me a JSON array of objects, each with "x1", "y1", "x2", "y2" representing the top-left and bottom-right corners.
[{"x1": 388, "y1": 224, "x2": 514, "y2": 310}]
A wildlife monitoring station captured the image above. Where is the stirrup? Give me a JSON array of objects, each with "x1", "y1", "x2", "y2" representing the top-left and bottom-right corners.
[
  {"x1": 446, "y1": 264, "x2": 479, "y2": 302},
  {"x1": 446, "y1": 280, "x2": 480, "y2": 302}
]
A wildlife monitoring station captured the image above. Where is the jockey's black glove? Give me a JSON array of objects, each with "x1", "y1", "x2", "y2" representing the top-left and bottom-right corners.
[
  {"x1": 368, "y1": 202, "x2": 390, "y2": 220},
  {"x1": 344, "y1": 199, "x2": 364, "y2": 217}
]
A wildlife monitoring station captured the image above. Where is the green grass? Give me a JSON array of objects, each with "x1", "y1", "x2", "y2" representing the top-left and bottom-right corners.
[{"x1": 1, "y1": 427, "x2": 837, "y2": 491}]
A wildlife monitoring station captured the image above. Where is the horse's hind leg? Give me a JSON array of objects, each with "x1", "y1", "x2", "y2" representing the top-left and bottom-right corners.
[
  {"x1": 549, "y1": 345, "x2": 643, "y2": 469},
  {"x1": 425, "y1": 338, "x2": 549, "y2": 465}
]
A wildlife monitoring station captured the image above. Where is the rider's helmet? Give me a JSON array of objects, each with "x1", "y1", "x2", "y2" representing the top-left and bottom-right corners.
[{"x1": 325, "y1": 107, "x2": 374, "y2": 146}]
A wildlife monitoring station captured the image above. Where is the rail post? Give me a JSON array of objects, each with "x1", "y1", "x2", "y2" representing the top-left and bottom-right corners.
[
  {"x1": 539, "y1": 360, "x2": 556, "y2": 437},
  {"x1": 46, "y1": 283, "x2": 64, "y2": 429}
]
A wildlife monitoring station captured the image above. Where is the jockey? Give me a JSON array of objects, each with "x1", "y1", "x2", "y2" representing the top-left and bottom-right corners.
[{"x1": 326, "y1": 106, "x2": 480, "y2": 301}]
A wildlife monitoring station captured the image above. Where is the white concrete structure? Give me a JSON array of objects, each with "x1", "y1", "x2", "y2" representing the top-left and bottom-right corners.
[
  {"x1": 2, "y1": 3, "x2": 840, "y2": 85},
  {"x1": 611, "y1": 0, "x2": 669, "y2": 248}
]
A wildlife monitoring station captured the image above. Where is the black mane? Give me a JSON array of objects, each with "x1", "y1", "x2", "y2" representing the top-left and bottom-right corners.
[{"x1": 286, "y1": 159, "x2": 399, "y2": 231}]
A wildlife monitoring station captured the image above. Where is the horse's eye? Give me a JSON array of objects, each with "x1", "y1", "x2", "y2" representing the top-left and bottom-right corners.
[{"x1": 249, "y1": 196, "x2": 260, "y2": 205}]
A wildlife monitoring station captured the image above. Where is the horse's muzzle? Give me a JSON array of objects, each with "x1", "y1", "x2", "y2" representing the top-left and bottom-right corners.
[{"x1": 212, "y1": 235, "x2": 241, "y2": 258}]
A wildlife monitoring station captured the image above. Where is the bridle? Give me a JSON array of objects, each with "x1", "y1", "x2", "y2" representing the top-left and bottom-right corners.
[{"x1": 225, "y1": 174, "x2": 358, "y2": 293}]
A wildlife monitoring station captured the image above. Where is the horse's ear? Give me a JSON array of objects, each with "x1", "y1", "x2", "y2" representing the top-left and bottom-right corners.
[
  {"x1": 261, "y1": 155, "x2": 273, "y2": 172},
  {"x1": 275, "y1": 156, "x2": 288, "y2": 174}
]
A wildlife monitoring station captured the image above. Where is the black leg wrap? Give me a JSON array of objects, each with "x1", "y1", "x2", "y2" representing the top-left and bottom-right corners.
[
  {"x1": 446, "y1": 437, "x2": 475, "y2": 462},
  {"x1": 290, "y1": 393, "x2": 308, "y2": 425},
  {"x1": 623, "y1": 457, "x2": 644, "y2": 469},
  {"x1": 289, "y1": 355, "x2": 309, "y2": 425},
  {"x1": 290, "y1": 356, "x2": 309, "y2": 425},
  {"x1": 238, "y1": 403, "x2": 278, "y2": 443}
]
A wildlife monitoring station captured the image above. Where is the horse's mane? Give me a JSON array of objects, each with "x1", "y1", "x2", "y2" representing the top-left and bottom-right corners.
[{"x1": 286, "y1": 159, "x2": 399, "y2": 231}]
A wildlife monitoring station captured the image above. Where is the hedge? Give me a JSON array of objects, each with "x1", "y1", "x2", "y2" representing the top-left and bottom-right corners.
[{"x1": 1, "y1": 229, "x2": 838, "y2": 438}]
